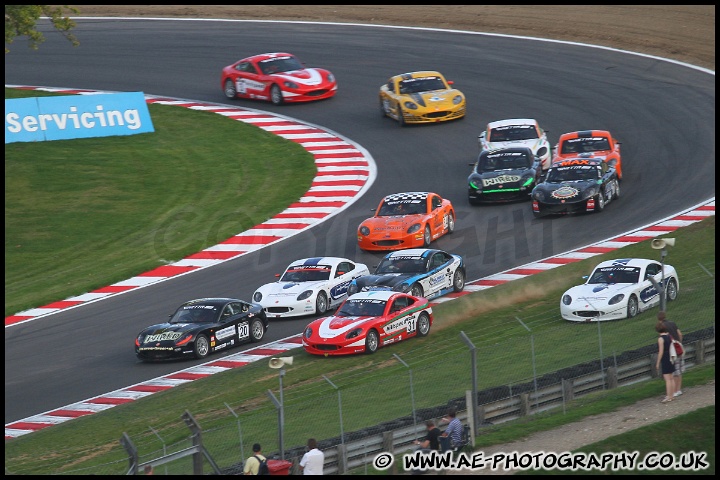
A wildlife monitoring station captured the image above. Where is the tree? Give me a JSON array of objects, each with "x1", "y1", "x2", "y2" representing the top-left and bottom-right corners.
[{"x1": 5, "y1": 5, "x2": 79, "y2": 54}]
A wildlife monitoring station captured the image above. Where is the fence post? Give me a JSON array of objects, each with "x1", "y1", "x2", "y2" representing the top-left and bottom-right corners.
[
  {"x1": 337, "y1": 444, "x2": 348, "y2": 474},
  {"x1": 519, "y1": 393, "x2": 530, "y2": 417},
  {"x1": 182, "y1": 411, "x2": 204, "y2": 475},
  {"x1": 382, "y1": 431, "x2": 395, "y2": 474},
  {"x1": 606, "y1": 366, "x2": 618, "y2": 389},
  {"x1": 695, "y1": 340, "x2": 705, "y2": 364}
]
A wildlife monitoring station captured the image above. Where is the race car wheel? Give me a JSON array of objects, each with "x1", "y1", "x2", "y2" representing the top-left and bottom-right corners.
[
  {"x1": 666, "y1": 278, "x2": 679, "y2": 302},
  {"x1": 365, "y1": 330, "x2": 379, "y2": 354},
  {"x1": 417, "y1": 312, "x2": 431, "y2": 337},
  {"x1": 270, "y1": 84, "x2": 284, "y2": 105},
  {"x1": 397, "y1": 107, "x2": 406, "y2": 127},
  {"x1": 452, "y1": 269, "x2": 466, "y2": 292},
  {"x1": 193, "y1": 334, "x2": 210, "y2": 359},
  {"x1": 594, "y1": 192, "x2": 606, "y2": 212},
  {"x1": 445, "y1": 213, "x2": 456, "y2": 234},
  {"x1": 626, "y1": 295, "x2": 639, "y2": 318},
  {"x1": 410, "y1": 283, "x2": 424, "y2": 298},
  {"x1": 224, "y1": 79, "x2": 237, "y2": 99},
  {"x1": 379, "y1": 98, "x2": 387, "y2": 118},
  {"x1": 613, "y1": 180, "x2": 621, "y2": 200},
  {"x1": 422, "y1": 225, "x2": 432, "y2": 247},
  {"x1": 315, "y1": 291, "x2": 328, "y2": 315},
  {"x1": 250, "y1": 318, "x2": 265, "y2": 342}
]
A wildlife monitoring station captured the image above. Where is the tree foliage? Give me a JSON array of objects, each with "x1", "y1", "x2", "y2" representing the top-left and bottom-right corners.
[{"x1": 5, "y1": 5, "x2": 79, "y2": 54}]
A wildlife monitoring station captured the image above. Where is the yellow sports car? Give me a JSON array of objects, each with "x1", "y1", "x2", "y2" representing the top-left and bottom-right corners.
[{"x1": 379, "y1": 71, "x2": 466, "y2": 126}]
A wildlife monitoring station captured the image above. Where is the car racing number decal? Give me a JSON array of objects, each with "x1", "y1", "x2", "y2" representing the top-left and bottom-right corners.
[
  {"x1": 236, "y1": 78, "x2": 264, "y2": 94},
  {"x1": 384, "y1": 313, "x2": 417, "y2": 335}
]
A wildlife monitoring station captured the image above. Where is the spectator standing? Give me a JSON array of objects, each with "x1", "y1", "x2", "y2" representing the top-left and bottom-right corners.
[
  {"x1": 659, "y1": 311, "x2": 684, "y2": 397},
  {"x1": 440, "y1": 408, "x2": 463, "y2": 448},
  {"x1": 414, "y1": 420, "x2": 441, "y2": 452},
  {"x1": 299, "y1": 438, "x2": 324, "y2": 475},
  {"x1": 243, "y1": 443, "x2": 266, "y2": 475},
  {"x1": 655, "y1": 321, "x2": 675, "y2": 403}
]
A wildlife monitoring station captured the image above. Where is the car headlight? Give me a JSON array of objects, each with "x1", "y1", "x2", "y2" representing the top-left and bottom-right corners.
[
  {"x1": 536, "y1": 146, "x2": 548, "y2": 158},
  {"x1": 253, "y1": 292, "x2": 262, "y2": 302},
  {"x1": 283, "y1": 80, "x2": 299, "y2": 89},
  {"x1": 393, "y1": 283, "x2": 410, "y2": 292},
  {"x1": 359, "y1": 225, "x2": 370, "y2": 236},
  {"x1": 403, "y1": 101, "x2": 418, "y2": 110},
  {"x1": 453, "y1": 95, "x2": 463, "y2": 105},
  {"x1": 608, "y1": 294, "x2": 625, "y2": 305},
  {"x1": 327, "y1": 73, "x2": 335, "y2": 82},
  {"x1": 562, "y1": 294, "x2": 572, "y2": 305},
  {"x1": 583, "y1": 186, "x2": 599, "y2": 198},
  {"x1": 348, "y1": 283, "x2": 359, "y2": 295},
  {"x1": 407, "y1": 223, "x2": 422, "y2": 234},
  {"x1": 176, "y1": 334, "x2": 193, "y2": 346},
  {"x1": 304, "y1": 327, "x2": 313, "y2": 338},
  {"x1": 533, "y1": 190, "x2": 545, "y2": 202},
  {"x1": 345, "y1": 328, "x2": 362, "y2": 339},
  {"x1": 297, "y1": 290, "x2": 314, "y2": 301},
  {"x1": 469, "y1": 180, "x2": 480, "y2": 191}
]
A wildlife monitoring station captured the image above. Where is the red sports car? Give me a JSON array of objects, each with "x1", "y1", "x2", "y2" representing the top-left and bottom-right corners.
[
  {"x1": 552, "y1": 130, "x2": 623, "y2": 179},
  {"x1": 221, "y1": 52, "x2": 337, "y2": 105},
  {"x1": 302, "y1": 290, "x2": 433, "y2": 356},
  {"x1": 357, "y1": 192, "x2": 455, "y2": 251}
]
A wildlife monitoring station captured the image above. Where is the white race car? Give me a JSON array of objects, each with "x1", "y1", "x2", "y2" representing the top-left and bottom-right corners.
[
  {"x1": 478, "y1": 118, "x2": 552, "y2": 170},
  {"x1": 252, "y1": 257, "x2": 370, "y2": 318},
  {"x1": 560, "y1": 258, "x2": 679, "y2": 322}
]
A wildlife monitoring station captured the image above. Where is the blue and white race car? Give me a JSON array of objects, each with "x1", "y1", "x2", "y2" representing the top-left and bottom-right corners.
[
  {"x1": 347, "y1": 248, "x2": 466, "y2": 300},
  {"x1": 560, "y1": 258, "x2": 679, "y2": 322},
  {"x1": 253, "y1": 257, "x2": 370, "y2": 318}
]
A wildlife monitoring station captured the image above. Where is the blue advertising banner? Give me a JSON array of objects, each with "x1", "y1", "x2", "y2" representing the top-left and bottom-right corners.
[{"x1": 5, "y1": 92, "x2": 154, "y2": 144}]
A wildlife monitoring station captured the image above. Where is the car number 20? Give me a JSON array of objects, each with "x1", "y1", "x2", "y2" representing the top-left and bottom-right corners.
[{"x1": 237, "y1": 323, "x2": 249, "y2": 339}]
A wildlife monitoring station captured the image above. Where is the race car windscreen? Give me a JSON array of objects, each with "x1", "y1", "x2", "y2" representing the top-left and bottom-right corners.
[
  {"x1": 170, "y1": 305, "x2": 218, "y2": 323},
  {"x1": 337, "y1": 299, "x2": 386, "y2": 317},
  {"x1": 561, "y1": 137, "x2": 611, "y2": 154},
  {"x1": 478, "y1": 151, "x2": 532, "y2": 172},
  {"x1": 376, "y1": 257, "x2": 426, "y2": 274},
  {"x1": 378, "y1": 200, "x2": 425, "y2": 216},
  {"x1": 546, "y1": 166, "x2": 599, "y2": 182},
  {"x1": 281, "y1": 266, "x2": 332, "y2": 282},
  {"x1": 399, "y1": 77, "x2": 445, "y2": 94},
  {"x1": 489, "y1": 125, "x2": 538, "y2": 142},
  {"x1": 588, "y1": 267, "x2": 640, "y2": 284},
  {"x1": 259, "y1": 56, "x2": 304, "y2": 74}
]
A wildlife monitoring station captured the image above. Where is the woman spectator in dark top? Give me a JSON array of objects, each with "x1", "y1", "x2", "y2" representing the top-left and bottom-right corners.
[{"x1": 655, "y1": 320, "x2": 675, "y2": 403}]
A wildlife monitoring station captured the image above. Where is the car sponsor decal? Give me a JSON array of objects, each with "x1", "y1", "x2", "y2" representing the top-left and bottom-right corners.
[
  {"x1": 383, "y1": 314, "x2": 416, "y2": 334},
  {"x1": 551, "y1": 186, "x2": 579, "y2": 199},
  {"x1": 483, "y1": 174, "x2": 521, "y2": 186},
  {"x1": 235, "y1": 78, "x2": 265, "y2": 93},
  {"x1": 330, "y1": 281, "x2": 351, "y2": 300},
  {"x1": 215, "y1": 325, "x2": 236, "y2": 341},
  {"x1": 145, "y1": 331, "x2": 183, "y2": 343}
]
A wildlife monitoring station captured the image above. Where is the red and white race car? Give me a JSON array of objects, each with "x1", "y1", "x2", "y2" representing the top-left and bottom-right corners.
[
  {"x1": 302, "y1": 290, "x2": 433, "y2": 356},
  {"x1": 221, "y1": 52, "x2": 337, "y2": 105}
]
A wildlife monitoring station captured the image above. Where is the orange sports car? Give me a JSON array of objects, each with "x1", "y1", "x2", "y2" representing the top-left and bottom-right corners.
[
  {"x1": 552, "y1": 130, "x2": 623, "y2": 179},
  {"x1": 357, "y1": 192, "x2": 455, "y2": 251}
]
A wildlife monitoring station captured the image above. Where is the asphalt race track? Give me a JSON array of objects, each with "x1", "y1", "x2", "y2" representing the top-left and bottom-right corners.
[{"x1": 4, "y1": 18, "x2": 715, "y2": 424}]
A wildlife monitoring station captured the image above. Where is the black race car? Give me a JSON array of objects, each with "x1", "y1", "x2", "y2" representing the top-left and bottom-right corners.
[
  {"x1": 346, "y1": 248, "x2": 465, "y2": 300},
  {"x1": 531, "y1": 158, "x2": 620, "y2": 218},
  {"x1": 468, "y1": 147, "x2": 542, "y2": 204},
  {"x1": 135, "y1": 297, "x2": 268, "y2": 362}
]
